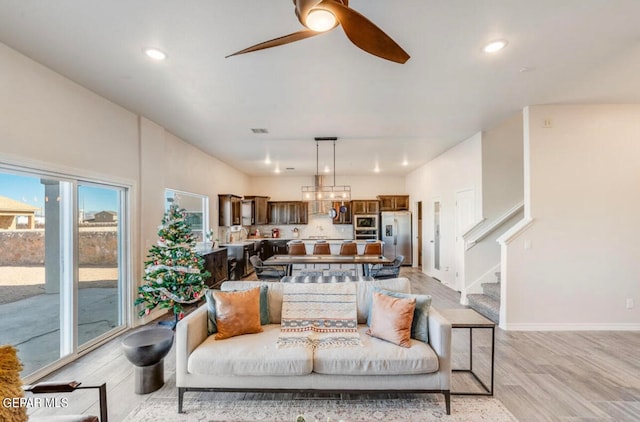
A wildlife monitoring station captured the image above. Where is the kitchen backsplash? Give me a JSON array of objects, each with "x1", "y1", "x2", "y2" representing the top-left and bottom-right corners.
[{"x1": 219, "y1": 214, "x2": 353, "y2": 241}]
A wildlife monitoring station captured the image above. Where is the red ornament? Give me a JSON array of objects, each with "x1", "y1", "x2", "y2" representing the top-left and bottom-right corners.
[{"x1": 178, "y1": 312, "x2": 185, "y2": 320}]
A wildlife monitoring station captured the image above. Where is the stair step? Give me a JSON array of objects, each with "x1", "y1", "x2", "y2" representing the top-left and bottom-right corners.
[
  {"x1": 481, "y1": 282, "x2": 501, "y2": 300},
  {"x1": 467, "y1": 294, "x2": 500, "y2": 324}
]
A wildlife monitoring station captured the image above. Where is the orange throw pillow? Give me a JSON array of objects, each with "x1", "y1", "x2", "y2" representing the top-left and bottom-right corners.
[
  {"x1": 366, "y1": 291, "x2": 416, "y2": 348},
  {"x1": 212, "y1": 287, "x2": 263, "y2": 340}
]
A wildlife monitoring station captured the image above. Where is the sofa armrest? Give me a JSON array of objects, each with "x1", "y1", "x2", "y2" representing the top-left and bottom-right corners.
[
  {"x1": 175, "y1": 305, "x2": 208, "y2": 386},
  {"x1": 428, "y1": 307, "x2": 452, "y2": 387}
]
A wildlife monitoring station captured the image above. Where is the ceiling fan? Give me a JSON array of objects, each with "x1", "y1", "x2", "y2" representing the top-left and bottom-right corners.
[{"x1": 226, "y1": 0, "x2": 410, "y2": 64}]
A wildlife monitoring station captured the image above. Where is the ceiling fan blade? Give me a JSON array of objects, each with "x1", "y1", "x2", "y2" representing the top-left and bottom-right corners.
[
  {"x1": 318, "y1": 0, "x2": 410, "y2": 64},
  {"x1": 226, "y1": 30, "x2": 321, "y2": 58}
]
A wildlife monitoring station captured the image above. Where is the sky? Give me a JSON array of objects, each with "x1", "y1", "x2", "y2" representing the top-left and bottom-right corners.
[{"x1": 0, "y1": 172, "x2": 118, "y2": 213}]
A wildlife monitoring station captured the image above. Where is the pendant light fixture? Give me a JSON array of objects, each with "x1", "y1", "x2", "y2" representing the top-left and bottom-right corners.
[{"x1": 301, "y1": 137, "x2": 351, "y2": 207}]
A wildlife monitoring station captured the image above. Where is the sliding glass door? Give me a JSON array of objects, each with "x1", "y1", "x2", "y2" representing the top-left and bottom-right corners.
[
  {"x1": 77, "y1": 183, "x2": 125, "y2": 347},
  {"x1": 0, "y1": 168, "x2": 128, "y2": 378}
]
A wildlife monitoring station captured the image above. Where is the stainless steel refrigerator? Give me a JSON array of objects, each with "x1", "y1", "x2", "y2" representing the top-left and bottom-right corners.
[{"x1": 380, "y1": 211, "x2": 412, "y2": 265}]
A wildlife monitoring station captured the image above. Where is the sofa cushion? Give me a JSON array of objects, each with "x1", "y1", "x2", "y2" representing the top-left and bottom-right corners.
[
  {"x1": 313, "y1": 326, "x2": 439, "y2": 376},
  {"x1": 366, "y1": 291, "x2": 415, "y2": 348},
  {"x1": 211, "y1": 287, "x2": 263, "y2": 340},
  {"x1": 368, "y1": 288, "x2": 432, "y2": 343},
  {"x1": 188, "y1": 325, "x2": 313, "y2": 376}
]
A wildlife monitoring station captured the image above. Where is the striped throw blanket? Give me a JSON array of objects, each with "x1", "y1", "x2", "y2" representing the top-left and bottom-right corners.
[{"x1": 277, "y1": 282, "x2": 361, "y2": 349}]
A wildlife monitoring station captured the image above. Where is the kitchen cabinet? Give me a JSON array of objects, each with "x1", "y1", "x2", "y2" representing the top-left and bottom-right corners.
[
  {"x1": 218, "y1": 194, "x2": 242, "y2": 226},
  {"x1": 332, "y1": 201, "x2": 352, "y2": 224},
  {"x1": 201, "y1": 248, "x2": 228, "y2": 289},
  {"x1": 377, "y1": 195, "x2": 410, "y2": 211},
  {"x1": 259, "y1": 239, "x2": 288, "y2": 260},
  {"x1": 267, "y1": 201, "x2": 308, "y2": 225},
  {"x1": 242, "y1": 195, "x2": 270, "y2": 226},
  {"x1": 351, "y1": 200, "x2": 380, "y2": 215}
]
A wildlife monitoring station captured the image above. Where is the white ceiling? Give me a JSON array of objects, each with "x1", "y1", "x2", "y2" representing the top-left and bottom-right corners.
[{"x1": 1, "y1": 0, "x2": 640, "y2": 177}]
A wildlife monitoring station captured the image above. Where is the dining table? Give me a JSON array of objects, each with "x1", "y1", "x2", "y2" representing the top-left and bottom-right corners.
[{"x1": 263, "y1": 254, "x2": 392, "y2": 276}]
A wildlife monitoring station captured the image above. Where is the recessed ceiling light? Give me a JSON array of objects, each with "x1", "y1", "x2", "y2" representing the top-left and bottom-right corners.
[
  {"x1": 373, "y1": 166, "x2": 381, "y2": 173},
  {"x1": 264, "y1": 156, "x2": 271, "y2": 165},
  {"x1": 324, "y1": 165, "x2": 330, "y2": 173},
  {"x1": 143, "y1": 48, "x2": 167, "y2": 60},
  {"x1": 402, "y1": 159, "x2": 409, "y2": 166},
  {"x1": 483, "y1": 39, "x2": 508, "y2": 54},
  {"x1": 274, "y1": 167, "x2": 281, "y2": 174}
]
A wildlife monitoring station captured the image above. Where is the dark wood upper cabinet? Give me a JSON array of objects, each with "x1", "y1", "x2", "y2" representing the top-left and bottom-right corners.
[
  {"x1": 352, "y1": 200, "x2": 380, "y2": 215},
  {"x1": 377, "y1": 195, "x2": 410, "y2": 211},
  {"x1": 242, "y1": 195, "x2": 270, "y2": 226},
  {"x1": 219, "y1": 194, "x2": 242, "y2": 226},
  {"x1": 267, "y1": 201, "x2": 308, "y2": 225},
  {"x1": 332, "y1": 201, "x2": 352, "y2": 224}
]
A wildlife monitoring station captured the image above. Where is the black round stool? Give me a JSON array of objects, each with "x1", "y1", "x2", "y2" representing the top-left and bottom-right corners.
[{"x1": 122, "y1": 327, "x2": 174, "y2": 394}]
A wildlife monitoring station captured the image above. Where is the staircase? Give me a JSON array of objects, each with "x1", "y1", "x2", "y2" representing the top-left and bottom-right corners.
[{"x1": 467, "y1": 272, "x2": 500, "y2": 324}]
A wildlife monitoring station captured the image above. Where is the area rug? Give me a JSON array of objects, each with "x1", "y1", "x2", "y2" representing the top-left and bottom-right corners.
[
  {"x1": 122, "y1": 395, "x2": 518, "y2": 422},
  {"x1": 278, "y1": 283, "x2": 361, "y2": 349}
]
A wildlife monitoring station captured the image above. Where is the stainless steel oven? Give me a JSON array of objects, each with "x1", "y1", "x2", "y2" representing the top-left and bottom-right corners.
[
  {"x1": 354, "y1": 214, "x2": 379, "y2": 240},
  {"x1": 354, "y1": 214, "x2": 378, "y2": 230}
]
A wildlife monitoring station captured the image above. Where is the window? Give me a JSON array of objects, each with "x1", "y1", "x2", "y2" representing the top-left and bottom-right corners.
[
  {"x1": 164, "y1": 189, "x2": 210, "y2": 247},
  {"x1": 0, "y1": 166, "x2": 129, "y2": 379}
]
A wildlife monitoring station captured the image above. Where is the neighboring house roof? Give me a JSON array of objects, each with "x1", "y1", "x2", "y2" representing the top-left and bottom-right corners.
[
  {"x1": 0, "y1": 196, "x2": 40, "y2": 213},
  {"x1": 95, "y1": 211, "x2": 117, "y2": 216}
]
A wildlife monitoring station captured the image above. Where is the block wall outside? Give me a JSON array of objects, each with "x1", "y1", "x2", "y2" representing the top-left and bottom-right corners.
[{"x1": 0, "y1": 229, "x2": 117, "y2": 266}]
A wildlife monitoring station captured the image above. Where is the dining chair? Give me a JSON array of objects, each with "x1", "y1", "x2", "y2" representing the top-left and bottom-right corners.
[
  {"x1": 370, "y1": 255, "x2": 405, "y2": 279},
  {"x1": 250, "y1": 255, "x2": 287, "y2": 280}
]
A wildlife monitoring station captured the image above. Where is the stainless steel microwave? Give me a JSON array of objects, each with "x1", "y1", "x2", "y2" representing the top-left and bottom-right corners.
[{"x1": 354, "y1": 214, "x2": 378, "y2": 230}]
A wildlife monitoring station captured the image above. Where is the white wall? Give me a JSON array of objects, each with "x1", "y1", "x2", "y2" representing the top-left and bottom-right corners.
[
  {"x1": 248, "y1": 175, "x2": 406, "y2": 201},
  {"x1": 482, "y1": 112, "x2": 524, "y2": 220},
  {"x1": 503, "y1": 104, "x2": 640, "y2": 329},
  {"x1": 406, "y1": 133, "x2": 483, "y2": 290},
  {"x1": 0, "y1": 42, "x2": 249, "y2": 326}
]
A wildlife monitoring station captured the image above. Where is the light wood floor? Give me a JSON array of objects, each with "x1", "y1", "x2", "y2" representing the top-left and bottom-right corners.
[{"x1": 29, "y1": 267, "x2": 640, "y2": 421}]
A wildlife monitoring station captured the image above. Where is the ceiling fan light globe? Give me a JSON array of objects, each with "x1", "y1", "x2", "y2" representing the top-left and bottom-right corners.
[{"x1": 306, "y1": 9, "x2": 336, "y2": 32}]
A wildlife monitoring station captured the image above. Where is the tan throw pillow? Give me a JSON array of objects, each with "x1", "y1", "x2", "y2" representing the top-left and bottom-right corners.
[
  {"x1": 366, "y1": 291, "x2": 416, "y2": 348},
  {"x1": 212, "y1": 287, "x2": 263, "y2": 340}
]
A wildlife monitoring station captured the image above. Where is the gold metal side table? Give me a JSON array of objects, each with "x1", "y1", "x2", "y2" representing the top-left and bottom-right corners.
[{"x1": 439, "y1": 308, "x2": 495, "y2": 396}]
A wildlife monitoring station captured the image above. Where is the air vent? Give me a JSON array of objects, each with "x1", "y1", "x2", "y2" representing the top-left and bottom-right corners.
[
  {"x1": 251, "y1": 128, "x2": 268, "y2": 134},
  {"x1": 286, "y1": 167, "x2": 295, "y2": 171}
]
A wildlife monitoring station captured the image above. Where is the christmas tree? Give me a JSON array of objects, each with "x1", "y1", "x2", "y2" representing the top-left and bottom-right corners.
[{"x1": 135, "y1": 207, "x2": 210, "y2": 324}]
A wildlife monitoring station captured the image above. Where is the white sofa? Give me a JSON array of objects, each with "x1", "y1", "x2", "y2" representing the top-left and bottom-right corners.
[{"x1": 175, "y1": 278, "x2": 452, "y2": 414}]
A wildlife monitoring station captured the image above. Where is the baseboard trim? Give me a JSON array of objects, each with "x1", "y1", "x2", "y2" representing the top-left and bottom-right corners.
[{"x1": 503, "y1": 322, "x2": 640, "y2": 331}]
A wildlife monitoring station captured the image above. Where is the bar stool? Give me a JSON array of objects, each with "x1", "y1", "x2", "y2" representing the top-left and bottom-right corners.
[
  {"x1": 339, "y1": 241, "x2": 357, "y2": 256},
  {"x1": 288, "y1": 242, "x2": 306, "y2": 255},
  {"x1": 362, "y1": 241, "x2": 382, "y2": 276},
  {"x1": 363, "y1": 242, "x2": 382, "y2": 255},
  {"x1": 313, "y1": 242, "x2": 331, "y2": 255},
  {"x1": 339, "y1": 241, "x2": 358, "y2": 276},
  {"x1": 288, "y1": 241, "x2": 306, "y2": 276}
]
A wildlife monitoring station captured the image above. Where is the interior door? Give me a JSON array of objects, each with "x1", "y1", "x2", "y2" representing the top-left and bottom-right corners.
[
  {"x1": 455, "y1": 189, "x2": 475, "y2": 291},
  {"x1": 417, "y1": 201, "x2": 422, "y2": 268}
]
